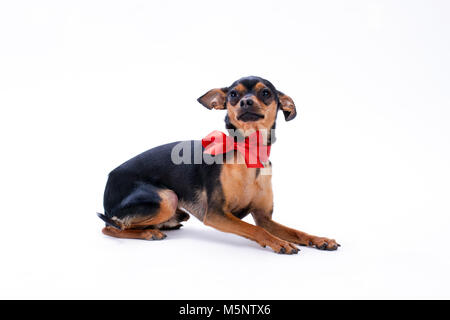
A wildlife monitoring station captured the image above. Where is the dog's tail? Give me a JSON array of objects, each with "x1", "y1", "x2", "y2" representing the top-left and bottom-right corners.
[{"x1": 97, "y1": 212, "x2": 122, "y2": 230}]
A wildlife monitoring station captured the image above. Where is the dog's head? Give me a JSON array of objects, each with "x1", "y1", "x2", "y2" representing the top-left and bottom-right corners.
[{"x1": 197, "y1": 76, "x2": 296, "y2": 143}]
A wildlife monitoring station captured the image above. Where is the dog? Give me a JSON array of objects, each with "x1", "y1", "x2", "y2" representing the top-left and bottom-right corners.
[{"x1": 97, "y1": 76, "x2": 339, "y2": 254}]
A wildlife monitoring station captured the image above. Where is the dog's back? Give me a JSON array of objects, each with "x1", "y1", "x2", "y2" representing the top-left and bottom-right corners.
[{"x1": 103, "y1": 140, "x2": 222, "y2": 222}]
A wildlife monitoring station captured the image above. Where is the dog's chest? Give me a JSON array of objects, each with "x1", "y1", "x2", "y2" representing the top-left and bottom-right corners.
[{"x1": 219, "y1": 152, "x2": 273, "y2": 213}]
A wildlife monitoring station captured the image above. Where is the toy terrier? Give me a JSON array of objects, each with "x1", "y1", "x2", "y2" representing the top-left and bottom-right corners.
[{"x1": 98, "y1": 76, "x2": 339, "y2": 254}]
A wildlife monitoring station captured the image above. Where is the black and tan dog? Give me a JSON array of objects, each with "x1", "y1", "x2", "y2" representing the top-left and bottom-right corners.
[{"x1": 98, "y1": 76, "x2": 339, "y2": 254}]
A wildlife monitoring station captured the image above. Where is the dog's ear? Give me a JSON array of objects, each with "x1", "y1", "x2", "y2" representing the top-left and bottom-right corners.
[
  {"x1": 197, "y1": 87, "x2": 228, "y2": 110},
  {"x1": 277, "y1": 91, "x2": 297, "y2": 121}
]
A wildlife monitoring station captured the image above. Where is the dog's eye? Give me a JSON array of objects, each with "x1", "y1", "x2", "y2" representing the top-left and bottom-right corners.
[
  {"x1": 262, "y1": 89, "x2": 271, "y2": 97},
  {"x1": 230, "y1": 91, "x2": 237, "y2": 98}
]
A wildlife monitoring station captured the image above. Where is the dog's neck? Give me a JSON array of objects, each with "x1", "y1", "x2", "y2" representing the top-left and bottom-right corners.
[{"x1": 224, "y1": 115, "x2": 277, "y2": 145}]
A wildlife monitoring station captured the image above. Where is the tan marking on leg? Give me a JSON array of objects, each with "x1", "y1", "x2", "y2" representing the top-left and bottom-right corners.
[
  {"x1": 102, "y1": 226, "x2": 166, "y2": 240},
  {"x1": 252, "y1": 215, "x2": 340, "y2": 250},
  {"x1": 203, "y1": 212, "x2": 299, "y2": 254},
  {"x1": 128, "y1": 189, "x2": 178, "y2": 228}
]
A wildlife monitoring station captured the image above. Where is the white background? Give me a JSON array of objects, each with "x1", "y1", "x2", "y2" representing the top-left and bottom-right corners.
[{"x1": 1, "y1": 0, "x2": 449, "y2": 299}]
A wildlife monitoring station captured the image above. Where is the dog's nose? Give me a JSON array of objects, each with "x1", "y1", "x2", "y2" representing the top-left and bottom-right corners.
[{"x1": 240, "y1": 98, "x2": 254, "y2": 108}]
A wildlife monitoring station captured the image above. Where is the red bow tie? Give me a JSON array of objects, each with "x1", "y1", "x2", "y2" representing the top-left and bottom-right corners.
[{"x1": 202, "y1": 130, "x2": 271, "y2": 168}]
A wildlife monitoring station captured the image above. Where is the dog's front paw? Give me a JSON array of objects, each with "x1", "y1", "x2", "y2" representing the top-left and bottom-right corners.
[
  {"x1": 260, "y1": 239, "x2": 299, "y2": 255},
  {"x1": 308, "y1": 236, "x2": 340, "y2": 251}
]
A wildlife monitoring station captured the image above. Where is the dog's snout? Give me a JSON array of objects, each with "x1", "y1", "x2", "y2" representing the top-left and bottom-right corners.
[{"x1": 240, "y1": 97, "x2": 254, "y2": 108}]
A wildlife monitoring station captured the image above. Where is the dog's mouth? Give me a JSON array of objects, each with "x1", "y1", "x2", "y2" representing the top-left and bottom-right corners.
[{"x1": 237, "y1": 112, "x2": 265, "y2": 122}]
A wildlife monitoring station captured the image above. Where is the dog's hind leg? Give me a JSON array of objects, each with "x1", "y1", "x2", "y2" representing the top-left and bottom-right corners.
[
  {"x1": 102, "y1": 226, "x2": 167, "y2": 240},
  {"x1": 101, "y1": 187, "x2": 179, "y2": 240},
  {"x1": 155, "y1": 209, "x2": 190, "y2": 230}
]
